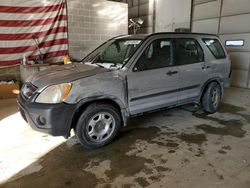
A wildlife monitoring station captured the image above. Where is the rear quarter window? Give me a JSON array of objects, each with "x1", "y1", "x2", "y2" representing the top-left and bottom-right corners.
[{"x1": 203, "y1": 38, "x2": 226, "y2": 59}]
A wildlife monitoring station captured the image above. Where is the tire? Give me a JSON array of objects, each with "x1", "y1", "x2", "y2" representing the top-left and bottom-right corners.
[
  {"x1": 201, "y1": 82, "x2": 221, "y2": 114},
  {"x1": 75, "y1": 103, "x2": 122, "y2": 149}
]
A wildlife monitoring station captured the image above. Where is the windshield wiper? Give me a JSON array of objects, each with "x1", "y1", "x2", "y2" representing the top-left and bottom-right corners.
[
  {"x1": 82, "y1": 53, "x2": 100, "y2": 64},
  {"x1": 95, "y1": 63, "x2": 105, "y2": 68}
]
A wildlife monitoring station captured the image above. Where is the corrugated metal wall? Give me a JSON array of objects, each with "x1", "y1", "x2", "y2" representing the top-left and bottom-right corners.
[
  {"x1": 192, "y1": 0, "x2": 250, "y2": 88},
  {"x1": 155, "y1": 0, "x2": 191, "y2": 32}
]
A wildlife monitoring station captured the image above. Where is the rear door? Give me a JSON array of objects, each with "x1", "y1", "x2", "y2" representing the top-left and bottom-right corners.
[
  {"x1": 202, "y1": 38, "x2": 231, "y2": 82},
  {"x1": 175, "y1": 38, "x2": 208, "y2": 103},
  {"x1": 127, "y1": 37, "x2": 179, "y2": 115}
]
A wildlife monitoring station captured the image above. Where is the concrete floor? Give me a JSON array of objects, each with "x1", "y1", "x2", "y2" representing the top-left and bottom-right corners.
[{"x1": 0, "y1": 87, "x2": 250, "y2": 188}]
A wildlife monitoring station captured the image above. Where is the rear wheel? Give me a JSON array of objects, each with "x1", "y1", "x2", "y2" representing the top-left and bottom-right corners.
[
  {"x1": 75, "y1": 103, "x2": 122, "y2": 149},
  {"x1": 201, "y1": 82, "x2": 221, "y2": 113}
]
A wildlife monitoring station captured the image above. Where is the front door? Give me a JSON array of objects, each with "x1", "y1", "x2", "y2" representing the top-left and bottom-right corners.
[{"x1": 127, "y1": 38, "x2": 179, "y2": 115}]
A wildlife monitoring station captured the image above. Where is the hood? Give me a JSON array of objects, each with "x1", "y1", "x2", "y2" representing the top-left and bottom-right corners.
[{"x1": 28, "y1": 63, "x2": 109, "y2": 89}]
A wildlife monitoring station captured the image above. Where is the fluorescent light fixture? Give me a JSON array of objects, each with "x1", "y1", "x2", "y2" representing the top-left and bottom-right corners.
[{"x1": 226, "y1": 40, "x2": 244, "y2": 46}]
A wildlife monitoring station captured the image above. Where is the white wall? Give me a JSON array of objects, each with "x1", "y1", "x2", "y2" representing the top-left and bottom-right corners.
[
  {"x1": 155, "y1": 0, "x2": 192, "y2": 32},
  {"x1": 67, "y1": 0, "x2": 128, "y2": 59}
]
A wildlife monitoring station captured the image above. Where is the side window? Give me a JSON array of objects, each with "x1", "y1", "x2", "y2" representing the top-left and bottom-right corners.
[
  {"x1": 134, "y1": 39, "x2": 172, "y2": 71},
  {"x1": 175, "y1": 38, "x2": 204, "y2": 65},
  {"x1": 203, "y1": 38, "x2": 226, "y2": 59}
]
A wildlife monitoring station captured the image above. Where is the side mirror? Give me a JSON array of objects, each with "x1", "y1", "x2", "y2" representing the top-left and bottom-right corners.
[{"x1": 133, "y1": 66, "x2": 138, "y2": 72}]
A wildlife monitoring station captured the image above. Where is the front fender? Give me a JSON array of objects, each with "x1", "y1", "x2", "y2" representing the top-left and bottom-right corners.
[{"x1": 65, "y1": 95, "x2": 130, "y2": 138}]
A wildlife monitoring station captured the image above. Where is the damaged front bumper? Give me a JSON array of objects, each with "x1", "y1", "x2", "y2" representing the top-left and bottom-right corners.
[{"x1": 17, "y1": 93, "x2": 76, "y2": 138}]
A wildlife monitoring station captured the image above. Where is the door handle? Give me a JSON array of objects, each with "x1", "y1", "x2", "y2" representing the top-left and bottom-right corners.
[
  {"x1": 166, "y1": 70, "x2": 178, "y2": 76},
  {"x1": 202, "y1": 65, "x2": 211, "y2": 70}
]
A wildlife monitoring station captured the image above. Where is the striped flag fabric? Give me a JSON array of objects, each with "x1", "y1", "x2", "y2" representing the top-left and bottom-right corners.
[{"x1": 0, "y1": 0, "x2": 68, "y2": 68}]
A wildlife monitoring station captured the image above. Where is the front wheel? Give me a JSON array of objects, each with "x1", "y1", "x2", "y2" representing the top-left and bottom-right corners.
[
  {"x1": 201, "y1": 82, "x2": 221, "y2": 113},
  {"x1": 75, "y1": 103, "x2": 122, "y2": 149}
]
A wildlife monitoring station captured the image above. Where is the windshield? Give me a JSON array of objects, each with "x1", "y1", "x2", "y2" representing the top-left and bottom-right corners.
[{"x1": 82, "y1": 39, "x2": 142, "y2": 69}]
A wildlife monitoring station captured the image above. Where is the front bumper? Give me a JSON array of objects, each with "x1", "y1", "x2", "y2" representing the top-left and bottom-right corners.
[{"x1": 17, "y1": 94, "x2": 76, "y2": 138}]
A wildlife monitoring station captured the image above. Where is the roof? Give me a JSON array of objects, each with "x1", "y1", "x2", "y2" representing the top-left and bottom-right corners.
[
  {"x1": 148, "y1": 32, "x2": 218, "y2": 37},
  {"x1": 114, "y1": 32, "x2": 218, "y2": 40},
  {"x1": 115, "y1": 34, "x2": 149, "y2": 40}
]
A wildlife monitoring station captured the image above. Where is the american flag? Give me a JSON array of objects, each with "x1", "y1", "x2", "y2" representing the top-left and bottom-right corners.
[{"x1": 0, "y1": 0, "x2": 68, "y2": 68}]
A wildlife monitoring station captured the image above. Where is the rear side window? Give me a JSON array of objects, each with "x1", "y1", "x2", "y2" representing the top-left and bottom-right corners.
[
  {"x1": 175, "y1": 38, "x2": 204, "y2": 65},
  {"x1": 203, "y1": 38, "x2": 226, "y2": 59}
]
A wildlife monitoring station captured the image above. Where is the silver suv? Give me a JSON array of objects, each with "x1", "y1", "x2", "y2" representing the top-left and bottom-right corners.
[{"x1": 18, "y1": 33, "x2": 231, "y2": 149}]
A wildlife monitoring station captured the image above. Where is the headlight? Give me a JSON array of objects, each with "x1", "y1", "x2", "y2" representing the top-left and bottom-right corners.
[{"x1": 36, "y1": 83, "x2": 72, "y2": 104}]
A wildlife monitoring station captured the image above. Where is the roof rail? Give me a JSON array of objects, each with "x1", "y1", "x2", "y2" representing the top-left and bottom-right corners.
[{"x1": 147, "y1": 32, "x2": 218, "y2": 37}]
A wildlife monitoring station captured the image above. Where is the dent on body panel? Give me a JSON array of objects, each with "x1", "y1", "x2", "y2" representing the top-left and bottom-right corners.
[
  {"x1": 66, "y1": 71, "x2": 126, "y2": 105},
  {"x1": 208, "y1": 60, "x2": 224, "y2": 79}
]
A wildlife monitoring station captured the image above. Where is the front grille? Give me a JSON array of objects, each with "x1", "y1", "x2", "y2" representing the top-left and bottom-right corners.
[{"x1": 21, "y1": 82, "x2": 37, "y2": 99}]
